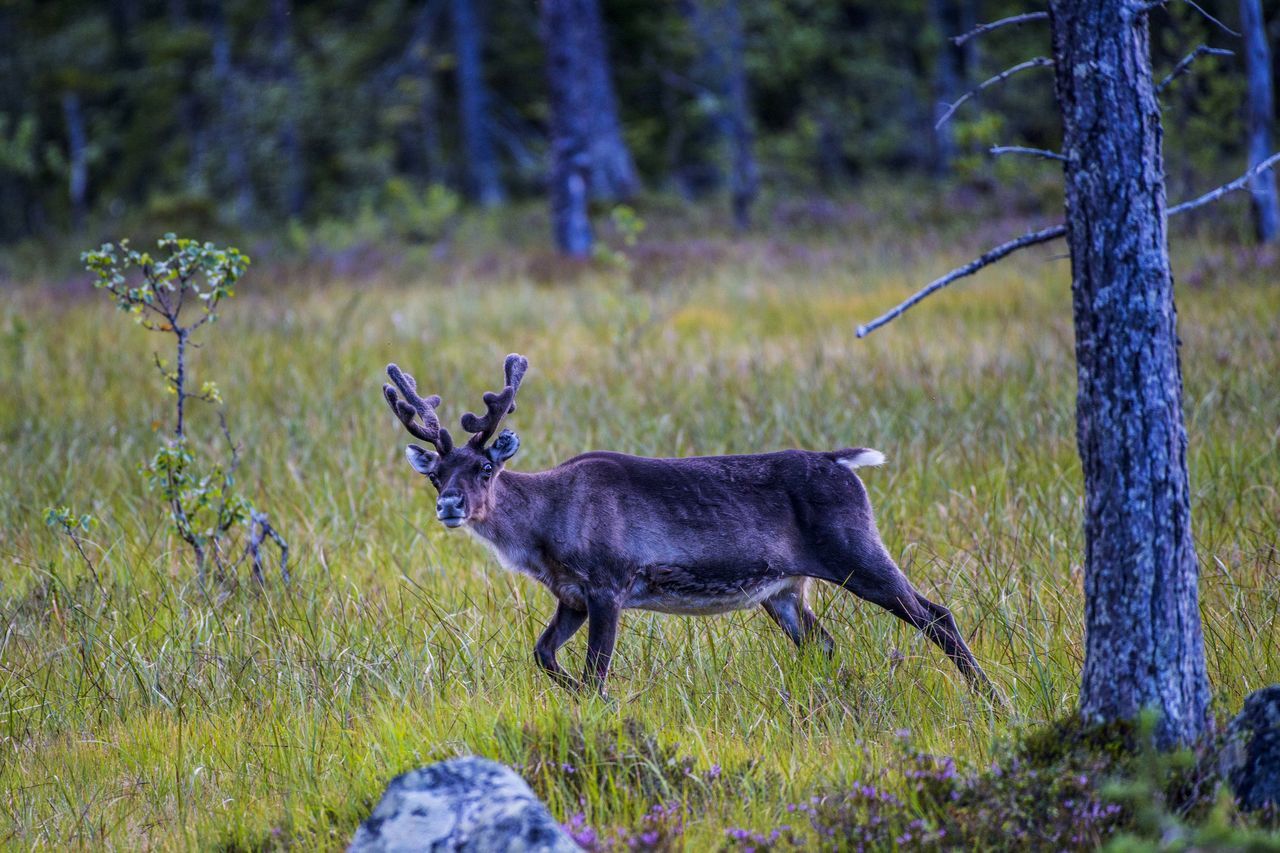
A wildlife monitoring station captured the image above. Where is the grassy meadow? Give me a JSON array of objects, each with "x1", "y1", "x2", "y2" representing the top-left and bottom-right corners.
[{"x1": 1, "y1": 197, "x2": 1278, "y2": 849}]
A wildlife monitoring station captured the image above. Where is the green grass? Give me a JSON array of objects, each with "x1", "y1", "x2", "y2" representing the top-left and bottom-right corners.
[{"x1": 1, "y1": 207, "x2": 1277, "y2": 849}]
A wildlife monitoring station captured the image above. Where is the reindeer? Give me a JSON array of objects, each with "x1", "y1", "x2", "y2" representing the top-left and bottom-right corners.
[{"x1": 382, "y1": 354, "x2": 994, "y2": 697}]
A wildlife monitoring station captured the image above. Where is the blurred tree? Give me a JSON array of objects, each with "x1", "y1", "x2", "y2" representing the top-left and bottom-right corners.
[
  {"x1": 541, "y1": 0, "x2": 637, "y2": 203},
  {"x1": 1240, "y1": 0, "x2": 1279, "y2": 241},
  {"x1": 166, "y1": 0, "x2": 210, "y2": 196},
  {"x1": 210, "y1": 0, "x2": 254, "y2": 222},
  {"x1": 269, "y1": 0, "x2": 307, "y2": 218},
  {"x1": 61, "y1": 92, "x2": 87, "y2": 228},
  {"x1": 681, "y1": 0, "x2": 759, "y2": 229},
  {"x1": 452, "y1": 0, "x2": 504, "y2": 205},
  {"x1": 927, "y1": 0, "x2": 962, "y2": 174},
  {"x1": 542, "y1": 0, "x2": 595, "y2": 255}
]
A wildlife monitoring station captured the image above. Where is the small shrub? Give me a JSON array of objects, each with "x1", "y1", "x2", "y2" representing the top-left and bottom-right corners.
[
  {"x1": 42, "y1": 505, "x2": 104, "y2": 595},
  {"x1": 81, "y1": 234, "x2": 287, "y2": 585}
]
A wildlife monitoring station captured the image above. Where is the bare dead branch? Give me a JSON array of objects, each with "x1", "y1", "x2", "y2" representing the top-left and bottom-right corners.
[
  {"x1": 1157, "y1": 45, "x2": 1233, "y2": 94},
  {"x1": 246, "y1": 509, "x2": 290, "y2": 585},
  {"x1": 935, "y1": 57, "x2": 1054, "y2": 129},
  {"x1": 990, "y1": 145, "x2": 1067, "y2": 162},
  {"x1": 1143, "y1": 0, "x2": 1240, "y2": 36},
  {"x1": 855, "y1": 224, "x2": 1066, "y2": 338},
  {"x1": 1181, "y1": 0, "x2": 1240, "y2": 36},
  {"x1": 952, "y1": 12, "x2": 1049, "y2": 47},
  {"x1": 1168, "y1": 150, "x2": 1280, "y2": 216},
  {"x1": 856, "y1": 152, "x2": 1280, "y2": 338}
]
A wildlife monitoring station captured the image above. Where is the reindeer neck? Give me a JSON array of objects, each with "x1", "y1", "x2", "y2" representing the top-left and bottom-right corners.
[{"x1": 468, "y1": 470, "x2": 544, "y2": 551}]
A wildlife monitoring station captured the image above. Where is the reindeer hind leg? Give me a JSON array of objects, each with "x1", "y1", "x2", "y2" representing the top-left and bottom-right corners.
[{"x1": 761, "y1": 578, "x2": 835, "y2": 658}]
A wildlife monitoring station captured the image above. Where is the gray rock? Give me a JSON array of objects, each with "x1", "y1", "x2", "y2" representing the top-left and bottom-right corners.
[
  {"x1": 1222, "y1": 685, "x2": 1280, "y2": 812},
  {"x1": 349, "y1": 756, "x2": 581, "y2": 852}
]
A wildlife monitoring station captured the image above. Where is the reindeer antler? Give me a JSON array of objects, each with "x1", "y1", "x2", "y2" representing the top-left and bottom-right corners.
[
  {"x1": 383, "y1": 363, "x2": 454, "y2": 455},
  {"x1": 461, "y1": 353, "x2": 528, "y2": 448}
]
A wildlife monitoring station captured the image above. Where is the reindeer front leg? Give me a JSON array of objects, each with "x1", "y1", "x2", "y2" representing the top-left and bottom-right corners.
[
  {"x1": 535, "y1": 600, "x2": 587, "y2": 690},
  {"x1": 583, "y1": 595, "x2": 621, "y2": 695}
]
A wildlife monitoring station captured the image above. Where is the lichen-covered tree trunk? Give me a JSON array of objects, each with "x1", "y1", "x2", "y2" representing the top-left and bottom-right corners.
[
  {"x1": 452, "y1": 0, "x2": 504, "y2": 207},
  {"x1": 1240, "y1": 0, "x2": 1280, "y2": 243},
  {"x1": 1049, "y1": 0, "x2": 1211, "y2": 747},
  {"x1": 541, "y1": 0, "x2": 638, "y2": 204}
]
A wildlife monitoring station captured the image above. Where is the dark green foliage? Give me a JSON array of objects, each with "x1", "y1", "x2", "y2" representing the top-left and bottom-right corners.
[{"x1": 0, "y1": 0, "x2": 1262, "y2": 246}]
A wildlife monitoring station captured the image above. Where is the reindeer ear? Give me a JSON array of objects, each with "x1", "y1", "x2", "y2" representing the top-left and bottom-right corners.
[
  {"x1": 405, "y1": 444, "x2": 439, "y2": 476},
  {"x1": 487, "y1": 430, "x2": 520, "y2": 464}
]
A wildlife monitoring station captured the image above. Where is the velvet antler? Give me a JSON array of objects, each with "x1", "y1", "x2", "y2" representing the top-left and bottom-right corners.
[
  {"x1": 461, "y1": 353, "x2": 528, "y2": 448},
  {"x1": 383, "y1": 363, "x2": 454, "y2": 455}
]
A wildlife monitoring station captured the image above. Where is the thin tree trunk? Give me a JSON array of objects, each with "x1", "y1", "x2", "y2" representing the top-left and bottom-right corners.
[
  {"x1": 62, "y1": 92, "x2": 87, "y2": 230},
  {"x1": 541, "y1": 0, "x2": 638, "y2": 203},
  {"x1": 1240, "y1": 0, "x2": 1279, "y2": 242},
  {"x1": 1049, "y1": 0, "x2": 1211, "y2": 748},
  {"x1": 683, "y1": 0, "x2": 759, "y2": 230},
  {"x1": 929, "y1": 0, "x2": 960, "y2": 175},
  {"x1": 270, "y1": 0, "x2": 306, "y2": 218},
  {"x1": 211, "y1": 0, "x2": 254, "y2": 222},
  {"x1": 401, "y1": 1, "x2": 446, "y2": 184},
  {"x1": 957, "y1": 0, "x2": 979, "y2": 82},
  {"x1": 452, "y1": 0, "x2": 504, "y2": 206},
  {"x1": 542, "y1": 0, "x2": 595, "y2": 255},
  {"x1": 168, "y1": 0, "x2": 207, "y2": 194}
]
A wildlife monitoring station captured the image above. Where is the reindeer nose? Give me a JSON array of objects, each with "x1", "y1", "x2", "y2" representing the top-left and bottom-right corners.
[{"x1": 437, "y1": 491, "x2": 466, "y2": 526}]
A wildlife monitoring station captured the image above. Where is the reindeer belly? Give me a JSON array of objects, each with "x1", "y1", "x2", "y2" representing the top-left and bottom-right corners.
[{"x1": 623, "y1": 565, "x2": 790, "y2": 615}]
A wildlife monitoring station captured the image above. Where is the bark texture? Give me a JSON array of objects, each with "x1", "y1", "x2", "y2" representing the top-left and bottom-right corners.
[
  {"x1": 540, "y1": 0, "x2": 638, "y2": 202},
  {"x1": 452, "y1": 0, "x2": 504, "y2": 206},
  {"x1": 1049, "y1": 0, "x2": 1211, "y2": 747},
  {"x1": 1240, "y1": 0, "x2": 1280, "y2": 243}
]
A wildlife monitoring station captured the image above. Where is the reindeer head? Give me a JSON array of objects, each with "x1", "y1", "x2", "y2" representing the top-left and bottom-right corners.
[{"x1": 383, "y1": 354, "x2": 528, "y2": 528}]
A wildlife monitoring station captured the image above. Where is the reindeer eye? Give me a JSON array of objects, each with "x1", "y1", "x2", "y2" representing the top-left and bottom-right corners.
[{"x1": 481, "y1": 463, "x2": 493, "y2": 477}]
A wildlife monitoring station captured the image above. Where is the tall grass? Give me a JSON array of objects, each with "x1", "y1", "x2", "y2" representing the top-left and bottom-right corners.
[{"x1": 0, "y1": 209, "x2": 1277, "y2": 849}]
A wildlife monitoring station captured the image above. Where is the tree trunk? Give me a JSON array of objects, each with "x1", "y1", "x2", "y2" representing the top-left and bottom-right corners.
[
  {"x1": 1240, "y1": 0, "x2": 1280, "y2": 242},
  {"x1": 452, "y1": 0, "x2": 504, "y2": 206},
  {"x1": 542, "y1": 0, "x2": 594, "y2": 256},
  {"x1": 399, "y1": 1, "x2": 446, "y2": 184},
  {"x1": 1049, "y1": 0, "x2": 1211, "y2": 748},
  {"x1": 211, "y1": 0, "x2": 254, "y2": 222},
  {"x1": 168, "y1": 0, "x2": 207, "y2": 194},
  {"x1": 928, "y1": 0, "x2": 959, "y2": 175},
  {"x1": 683, "y1": 0, "x2": 759, "y2": 230},
  {"x1": 541, "y1": 0, "x2": 638, "y2": 203},
  {"x1": 270, "y1": 0, "x2": 307, "y2": 218},
  {"x1": 62, "y1": 92, "x2": 87, "y2": 230}
]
